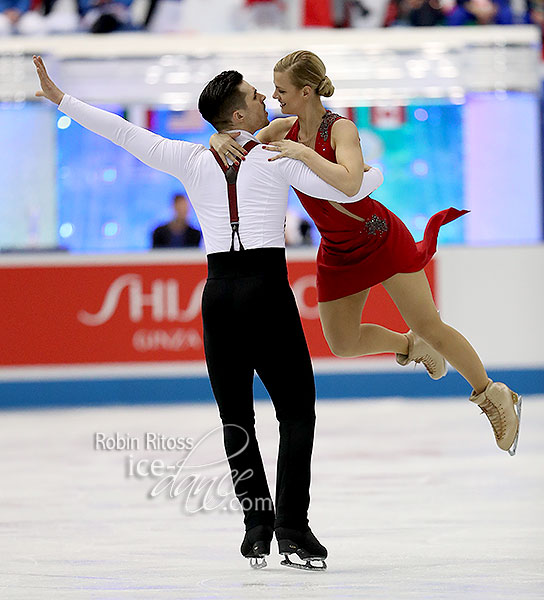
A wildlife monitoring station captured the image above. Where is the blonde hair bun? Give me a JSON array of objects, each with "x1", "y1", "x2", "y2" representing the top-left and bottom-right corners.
[
  {"x1": 274, "y1": 50, "x2": 335, "y2": 97},
  {"x1": 317, "y1": 76, "x2": 335, "y2": 98}
]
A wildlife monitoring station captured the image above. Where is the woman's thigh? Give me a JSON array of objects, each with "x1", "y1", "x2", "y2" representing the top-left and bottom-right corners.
[
  {"x1": 318, "y1": 289, "x2": 370, "y2": 350},
  {"x1": 381, "y1": 270, "x2": 442, "y2": 336}
]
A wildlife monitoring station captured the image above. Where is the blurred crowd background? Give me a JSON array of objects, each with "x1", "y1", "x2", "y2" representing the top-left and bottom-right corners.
[
  {"x1": 0, "y1": 0, "x2": 542, "y2": 403},
  {"x1": 0, "y1": 0, "x2": 542, "y2": 252},
  {"x1": 1, "y1": 0, "x2": 543, "y2": 37}
]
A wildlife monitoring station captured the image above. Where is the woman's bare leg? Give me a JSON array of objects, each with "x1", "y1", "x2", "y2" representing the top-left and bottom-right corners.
[
  {"x1": 318, "y1": 289, "x2": 409, "y2": 358},
  {"x1": 319, "y1": 270, "x2": 519, "y2": 453},
  {"x1": 381, "y1": 270, "x2": 488, "y2": 393}
]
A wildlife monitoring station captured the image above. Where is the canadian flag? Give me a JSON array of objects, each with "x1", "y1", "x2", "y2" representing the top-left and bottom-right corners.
[{"x1": 370, "y1": 106, "x2": 406, "y2": 129}]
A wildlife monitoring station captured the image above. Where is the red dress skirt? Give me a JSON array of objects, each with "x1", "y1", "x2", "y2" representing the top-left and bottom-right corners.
[{"x1": 285, "y1": 112, "x2": 468, "y2": 303}]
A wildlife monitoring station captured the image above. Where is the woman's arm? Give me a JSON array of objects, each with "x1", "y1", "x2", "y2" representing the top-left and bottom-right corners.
[
  {"x1": 275, "y1": 158, "x2": 383, "y2": 204},
  {"x1": 255, "y1": 116, "x2": 297, "y2": 143},
  {"x1": 209, "y1": 132, "x2": 246, "y2": 166},
  {"x1": 264, "y1": 119, "x2": 365, "y2": 197},
  {"x1": 209, "y1": 116, "x2": 297, "y2": 166}
]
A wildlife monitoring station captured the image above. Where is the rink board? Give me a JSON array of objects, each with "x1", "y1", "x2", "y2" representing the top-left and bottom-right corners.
[
  {"x1": 1, "y1": 246, "x2": 543, "y2": 408},
  {"x1": 0, "y1": 368, "x2": 542, "y2": 411}
]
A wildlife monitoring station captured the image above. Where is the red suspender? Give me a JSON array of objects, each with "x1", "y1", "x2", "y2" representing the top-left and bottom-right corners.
[{"x1": 211, "y1": 140, "x2": 259, "y2": 252}]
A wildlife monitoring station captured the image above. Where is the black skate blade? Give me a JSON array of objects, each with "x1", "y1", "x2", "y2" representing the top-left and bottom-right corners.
[
  {"x1": 508, "y1": 394, "x2": 522, "y2": 457},
  {"x1": 281, "y1": 554, "x2": 327, "y2": 571}
]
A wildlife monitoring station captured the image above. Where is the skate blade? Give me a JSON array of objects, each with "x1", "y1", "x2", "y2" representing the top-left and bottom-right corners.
[
  {"x1": 508, "y1": 394, "x2": 522, "y2": 457},
  {"x1": 281, "y1": 554, "x2": 327, "y2": 571},
  {"x1": 249, "y1": 557, "x2": 267, "y2": 569}
]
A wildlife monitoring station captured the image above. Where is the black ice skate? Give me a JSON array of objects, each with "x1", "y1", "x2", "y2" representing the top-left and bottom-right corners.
[
  {"x1": 275, "y1": 527, "x2": 327, "y2": 571},
  {"x1": 240, "y1": 525, "x2": 273, "y2": 569}
]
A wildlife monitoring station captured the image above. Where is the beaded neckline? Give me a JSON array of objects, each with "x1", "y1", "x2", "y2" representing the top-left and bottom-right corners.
[
  {"x1": 292, "y1": 110, "x2": 343, "y2": 146},
  {"x1": 318, "y1": 110, "x2": 341, "y2": 143}
]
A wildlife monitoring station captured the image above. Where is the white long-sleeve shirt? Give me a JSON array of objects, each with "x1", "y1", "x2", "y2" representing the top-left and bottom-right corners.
[{"x1": 58, "y1": 95, "x2": 384, "y2": 255}]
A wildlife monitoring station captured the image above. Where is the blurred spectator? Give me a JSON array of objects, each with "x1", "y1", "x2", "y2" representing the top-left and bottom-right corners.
[
  {"x1": 152, "y1": 193, "x2": 201, "y2": 249},
  {"x1": 243, "y1": 0, "x2": 285, "y2": 29},
  {"x1": 42, "y1": 0, "x2": 79, "y2": 33},
  {"x1": 524, "y1": 0, "x2": 544, "y2": 24},
  {"x1": 0, "y1": 0, "x2": 47, "y2": 34},
  {"x1": 446, "y1": 0, "x2": 513, "y2": 25},
  {"x1": 78, "y1": 0, "x2": 135, "y2": 32},
  {"x1": 384, "y1": 0, "x2": 447, "y2": 25},
  {"x1": 343, "y1": 0, "x2": 400, "y2": 27},
  {"x1": 404, "y1": 0, "x2": 445, "y2": 24},
  {"x1": 143, "y1": 0, "x2": 181, "y2": 33},
  {"x1": 284, "y1": 209, "x2": 314, "y2": 247},
  {"x1": 332, "y1": 0, "x2": 370, "y2": 27},
  {"x1": 523, "y1": 0, "x2": 544, "y2": 57}
]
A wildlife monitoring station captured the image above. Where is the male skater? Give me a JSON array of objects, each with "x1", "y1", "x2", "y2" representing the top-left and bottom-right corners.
[{"x1": 34, "y1": 56, "x2": 383, "y2": 570}]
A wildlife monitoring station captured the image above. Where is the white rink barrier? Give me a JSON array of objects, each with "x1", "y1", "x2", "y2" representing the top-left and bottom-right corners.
[{"x1": 0, "y1": 244, "x2": 542, "y2": 408}]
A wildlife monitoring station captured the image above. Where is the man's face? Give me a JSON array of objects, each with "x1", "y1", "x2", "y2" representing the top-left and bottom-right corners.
[{"x1": 233, "y1": 80, "x2": 269, "y2": 133}]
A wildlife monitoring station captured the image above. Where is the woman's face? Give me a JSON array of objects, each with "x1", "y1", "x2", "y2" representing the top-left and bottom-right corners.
[{"x1": 272, "y1": 70, "x2": 305, "y2": 115}]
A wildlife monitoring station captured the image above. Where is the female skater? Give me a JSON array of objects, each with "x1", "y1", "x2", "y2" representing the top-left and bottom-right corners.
[{"x1": 211, "y1": 50, "x2": 521, "y2": 455}]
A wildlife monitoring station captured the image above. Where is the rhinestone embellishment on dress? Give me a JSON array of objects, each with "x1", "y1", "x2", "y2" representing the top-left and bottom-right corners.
[
  {"x1": 318, "y1": 111, "x2": 341, "y2": 142},
  {"x1": 365, "y1": 215, "x2": 388, "y2": 236}
]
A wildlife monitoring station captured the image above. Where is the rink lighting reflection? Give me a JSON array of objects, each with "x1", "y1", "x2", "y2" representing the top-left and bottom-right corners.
[
  {"x1": 103, "y1": 222, "x2": 119, "y2": 237},
  {"x1": 414, "y1": 108, "x2": 429, "y2": 122},
  {"x1": 59, "y1": 223, "x2": 74, "y2": 238},
  {"x1": 57, "y1": 115, "x2": 72, "y2": 130},
  {"x1": 412, "y1": 159, "x2": 429, "y2": 177},
  {"x1": 102, "y1": 168, "x2": 117, "y2": 183}
]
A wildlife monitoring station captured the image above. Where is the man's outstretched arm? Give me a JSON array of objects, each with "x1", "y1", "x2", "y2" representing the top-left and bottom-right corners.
[{"x1": 33, "y1": 55, "x2": 202, "y2": 181}]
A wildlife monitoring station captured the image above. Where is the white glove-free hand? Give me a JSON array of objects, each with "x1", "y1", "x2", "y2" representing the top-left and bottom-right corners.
[{"x1": 33, "y1": 55, "x2": 64, "y2": 106}]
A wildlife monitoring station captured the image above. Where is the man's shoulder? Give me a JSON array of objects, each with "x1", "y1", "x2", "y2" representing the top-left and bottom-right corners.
[
  {"x1": 187, "y1": 225, "x2": 201, "y2": 236},
  {"x1": 153, "y1": 223, "x2": 170, "y2": 234},
  {"x1": 180, "y1": 140, "x2": 210, "y2": 157},
  {"x1": 152, "y1": 224, "x2": 171, "y2": 248},
  {"x1": 238, "y1": 145, "x2": 290, "y2": 188}
]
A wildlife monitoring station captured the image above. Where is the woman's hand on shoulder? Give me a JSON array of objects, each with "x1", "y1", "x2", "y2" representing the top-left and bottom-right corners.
[
  {"x1": 262, "y1": 139, "x2": 309, "y2": 162},
  {"x1": 209, "y1": 132, "x2": 247, "y2": 167}
]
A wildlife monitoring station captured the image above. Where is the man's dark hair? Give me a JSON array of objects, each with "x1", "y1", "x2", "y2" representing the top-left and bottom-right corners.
[{"x1": 198, "y1": 71, "x2": 247, "y2": 131}]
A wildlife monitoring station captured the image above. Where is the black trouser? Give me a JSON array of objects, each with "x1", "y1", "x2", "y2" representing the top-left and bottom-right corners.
[{"x1": 202, "y1": 248, "x2": 316, "y2": 531}]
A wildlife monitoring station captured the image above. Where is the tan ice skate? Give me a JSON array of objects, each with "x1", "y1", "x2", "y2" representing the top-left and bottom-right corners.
[
  {"x1": 469, "y1": 379, "x2": 522, "y2": 456},
  {"x1": 396, "y1": 330, "x2": 447, "y2": 380}
]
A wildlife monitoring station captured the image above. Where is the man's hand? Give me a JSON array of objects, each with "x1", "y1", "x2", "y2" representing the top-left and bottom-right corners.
[{"x1": 33, "y1": 55, "x2": 65, "y2": 106}]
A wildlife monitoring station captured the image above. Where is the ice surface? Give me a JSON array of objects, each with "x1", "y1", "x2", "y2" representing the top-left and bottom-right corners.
[{"x1": 1, "y1": 396, "x2": 543, "y2": 599}]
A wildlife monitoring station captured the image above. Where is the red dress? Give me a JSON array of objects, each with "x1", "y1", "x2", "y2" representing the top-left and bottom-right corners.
[{"x1": 285, "y1": 112, "x2": 468, "y2": 302}]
